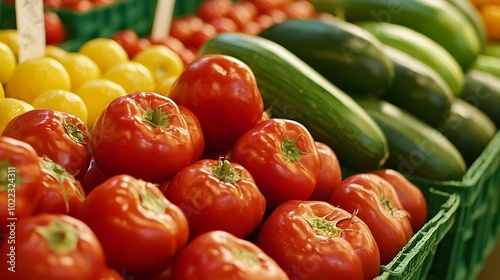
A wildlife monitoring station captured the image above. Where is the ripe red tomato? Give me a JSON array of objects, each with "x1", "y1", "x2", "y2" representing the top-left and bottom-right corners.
[
  {"x1": 185, "y1": 22, "x2": 218, "y2": 50},
  {"x1": 90, "y1": 92, "x2": 196, "y2": 183},
  {"x1": 33, "y1": 156, "x2": 86, "y2": 217},
  {"x1": 80, "y1": 159, "x2": 109, "y2": 195},
  {"x1": 2, "y1": 109, "x2": 92, "y2": 180},
  {"x1": 245, "y1": 0, "x2": 293, "y2": 14},
  {"x1": 149, "y1": 35, "x2": 186, "y2": 55},
  {"x1": 77, "y1": 174, "x2": 189, "y2": 278},
  {"x1": 231, "y1": 118, "x2": 321, "y2": 209},
  {"x1": 196, "y1": 0, "x2": 233, "y2": 22},
  {"x1": 256, "y1": 200, "x2": 381, "y2": 280},
  {"x1": 329, "y1": 173, "x2": 414, "y2": 265},
  {"x1": 169, "y1": 54, "x2": 264, "y2": 154},
  {"x1": 308, "y1": 141, "x2": 342, "y2": 201},
  {"x1": 282, "y1": 0, "x2": 317, "y2": 19},
  {"x1": 209, "y1": 17, "x2": 239, "y2": 33},
  {"x1": 170, "y1": 230, "x2": 289, "y2": 280},
  {"x1": 0, "y1": 136, "x2": 43, "y2": 236},
  {"x1": 0, "y1": 214, "x2": 107, "y2": 280},
  {"x1": 44, "y1": 11, "x2": 65, "y2": 45},
  {"x1": 164, "y1": 158, "x2": 266, "y2": 240},
  {"x1": 227, "y1": 2, "x2": 257, "y2": 30},
  {"x1": 178, "y1": 105, "x2": 205, "y2": 163},
  {"x1": 112, "y1": 29, "x2": 150, "y2": 59},
  {"x1": 170, "y1": 15, "x2": 204, "y2": 45},
  {"x1": 372, "y1": 169, "x2": 428, "y2": 232}
]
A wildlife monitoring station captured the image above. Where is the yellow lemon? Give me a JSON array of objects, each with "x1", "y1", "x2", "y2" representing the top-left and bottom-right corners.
[
  {"x1": 0, "y1": 98, "x2": 34, "y2": 134},
  {"x1": 155, "y1": 76, "x2": 178, "y2": 97},
  {"x1": 59, "y1": 53, "x2": 101, "y2": 91},
  {"x1": 0, "y1": 29, "x2": 19, "y2": 59},
  {"x1": 5, "y1": 57, "x2": 71, "y2": 103},
  {"x1": 133, "y1": 45, "x2": 184, "y2": 84},
  {"x1": 32, "y1": 89, "x2": 88, "y2": 124},
  {"x1": 75, "y1": 79, "x2": 127, "y2": 129},
  {"x1": 102, "y1": 61, "x2": 156, "y2": 94},
  {"x1": 45, "y1": 45, "x2": 68, "y2": 62},
  {"x1": 0, "y1": 41, "x2": 16, "y2": 85},
  {"x1": 79, "y1": 38, "x2": 129, "y2": 73}
]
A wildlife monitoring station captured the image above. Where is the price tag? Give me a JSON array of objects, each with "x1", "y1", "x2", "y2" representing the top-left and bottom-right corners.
[
  {"x1": 16, "y1": 0, "x2": 46, "y2": 63},
  {"x1": 151, "y1": 0, "x2": 177, "y2": 41}
]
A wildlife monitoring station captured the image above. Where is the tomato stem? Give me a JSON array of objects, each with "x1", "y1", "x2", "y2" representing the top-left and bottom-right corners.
[
  {"x1": 35, "y1": 220, "x2": 79, "y2": 255},
  {"x1": 139, "y1": 181, "x2": 167, "y2": 214},
  {"x1": 231, "y1": 247, "x2": 261, "y2": 266},
  {"x1": 281, "y1": 133, "x2": 305, "y2": 164},
  {"x1": 379, "y1": 194, "x2": 395, "y2": 215},
  {"x1": 143, "y1": 106, "x2": 171, "y2": 130},
  {"x1": 211, "y1": 159, "x2": 240, "y2": 184},
  {"x1": 308, "y1": 215, "x2": 342, "y2": 238},
  {"x1": 63, "y1": 120, "x2": 87, "y2": 145}
]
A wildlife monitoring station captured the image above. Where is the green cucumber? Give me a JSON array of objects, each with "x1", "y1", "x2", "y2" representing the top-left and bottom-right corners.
[
  {"x1": 311, "y1": 0, "x2": 482, "y2": 71},
  {"x1": 483, "y1": 42, "x2": 500, "y2": 58},
  {"x1": 356, "y1": 21, "x2": 464, "y2": 96},
  {"x1": 198, "y1": 32, "x2": 389, "y2": 171},
  {"x1": 470, "y1": 54, "x2": 500, "y2": 78},
  {"x1": 445, "y1": 0, "x2": 487, "y2": 51},
  {"x1": 353, "y1": 96, "x2": 467, "y2": 181},
  {"x1": 381, "y1": 45, "x2": 454, "y2": 127},
  {"x1": 258, "y1": 19, "x2": 394, "y2": 96},
  {"x1": 461, "y1": 70, "x2": 500, "y2": 128},
  {"x1": 437, "y1": 98, "x2": 497, "y2": 167}
]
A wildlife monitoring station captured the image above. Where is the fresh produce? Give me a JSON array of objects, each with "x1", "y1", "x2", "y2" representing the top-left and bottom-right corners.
[
  {"x1": 256, "y1": 200, "x2": 381, "y2": 280},
  {"x1": 461, "y1": 70, "x2": 500, "y2": 127},
  {"x1": 310, "y1": 0, "x2": 483, "y2": 70},
  {"x1": 164, "y1": 159, "x2": 266, "y2": 240},
  {"x1": 77, "y1": 174, "x2": 189, "y2": 278},
  {"x1": 353, "y1": 95, "x2": 467, "y2": 181},
  {"x1": 199, "y1": 32, "x2": 389, "y2": 172},
  {"x1": 470, "y1": 54, "x2": 500, "y2": 78},
  {"x1": 329, "y1": 173, "x2": 413, "y2": 265},
  {"x1": 90, "y1": 92, "x2": 197, "y2": 183},
  {"x1": 379, "y1": 45, "x2": 454, "y2": 127},
  {"x1": 44, "y1": 11, "x2": 65, "y2": 45},
  {"x1": 437, "y1": 97, "x2": 498, "y2": 167},
  {"x1": 445, "y1": 0, "x2": 488, "y2": 49},
  {"x1": 477, "y1": 3, "x2": 500, "y2": 41},
  {"x1": 258, "y1": 18, "x2": 394, "y2": 96},
  {"x1": 308, "y1": 141, "x2": 342, "y2": 201},
  {"x1": 1, "y1": 109, "x2": 92, "y2": 180},
  {"x1": 356, "y1": 21, "x2": 465, "y2": 96}
]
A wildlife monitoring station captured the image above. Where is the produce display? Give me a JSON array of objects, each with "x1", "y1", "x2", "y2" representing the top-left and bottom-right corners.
[{"x1": 0, "y1": 0, "x2": 500, "y2": 280}]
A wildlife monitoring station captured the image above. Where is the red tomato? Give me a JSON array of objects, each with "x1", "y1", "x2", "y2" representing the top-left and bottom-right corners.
[
  {"x1": 2, "y1": 109, "x2": 92, "y2": 180},
  {"x1": 372, "y1": 169, "x2": 428, "y2": 232},
  {"x1": 208, "y1": 17, "x2": 239, "y2": 33},
  {"x1": 178, "y1": 105, "x2": 205, "y2": 163},
  {"x1": 170, "y1": 16, "x2": 204, "y2": 45},
  {"x1": 266, "y1": 9, "x2": 288, "y2": 24},
  {"x1": 231, "y1": 118, "x2": 321, "y2": 209},
  {"x1": 33, "y1": 156, "x2": 86, "y2": 217},
  {"x1": 112, "y1": 29, "x2": 150, "y2": 59},
  {"x1": 99, "y1": 267, "x2": 125, "y2": 280},
  {"x1": 241, "y1": 21, "x2": 264, "y2": 35},
  {"x1": 256, "y1": 200, "x2": 381, "y2": 280},
  {"x1": 80, "y1": 159, "x2": 109, "y2": 195},
  {"x1": 178, "y1": 47, "x2": 197, "y2": 66},
  {"x1": 0, "y1": 137, "x2": 43, "y2": 236},
  {"x1": 245, "y1": 0, "x2": 293, "y2": 14},
  {"x1": 328, "y1": 173, "x2": 414, "y2": 265},
  {"x1": 170, "y1": 231, "x2": 289, "y2": 280},
  {"x1": 164, "y1": 158, "x2": 266, "y2": 240},
  {"x1": 44, "y1": 11, "x2": 65, "y2": 45},
  {"x1": 62, "y1": 0, "x2": 93, "y2": 12},
  {"x1": 185, "y1": 22, "x2": 218, "y2": 50},
  {"x1": 77, "y1": 175, "x2": 189, "y2": 278},
  {"x1": 90, "y1": 92, "x2": 195, "y2": 183},
  {"x1": 282, "y1": 0, "x2": 317, "y2": 19},
  {"x1": 227, "y1": 2, "x2": 257, "y2": 29},
  {"x1": 149, "y1": 35, "x2": 186, "y2": 55},
  {"x1": 256, "y1": 14, "x2": 275, "y2": 31},
  {"x1": 196, "y1": 0, "x2": 233, "y2": 22},
  {"x1": 309, "y1": 141, "x2": 342, "y2": 201},
  {"x1": 169, "y1": 54, "x2": 264, "y2": 154},
  {"x1": 0, "y1": 214, "x2": 106, "y2": 280},
  {"x1": 44, "y1": 0, "x2": 62, "y2": 8}
]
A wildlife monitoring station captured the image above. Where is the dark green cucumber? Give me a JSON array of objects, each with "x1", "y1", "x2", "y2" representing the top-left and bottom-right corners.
[
  {"x1": 198, "y1": 32, "x2": 389, "y2": 171},
  {"x1": 381, "y1": 45, "x2": 454, "y2": 127},
  {"x1": 356, "y1": 21, "x2": 464, "y2": 96},
  {"x1": 353, "y1": 96, "x2": 467, "y2": 181},
  {"x1": 461, "y1": 70, "x2": 500, "y2": 128},
  {"x1": 437, "y1": 98, "x2": 497, "y2": 167},
  {"x1": 445, "y1": 0, "x2": 487, "y2": 51},
  {"x1": 258, "y1": 19, "x2": 394, "y2": 96},
  {"x1": 470, "y1": 54, "x2": 500, "y2": 78},
  {"x1": 311, "y1": 0, "x2": 482, "y2": 71}
]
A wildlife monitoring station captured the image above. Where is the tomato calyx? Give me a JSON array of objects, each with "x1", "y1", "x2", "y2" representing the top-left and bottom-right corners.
[
  {"x1": 281, "y1": 133, "x2": 305, "y2": 164},
  {"x1": 63, "y1": 119, "x2": 88, "y2": 145},
  {"x1": 307, "y1": 215, "x2": 343, "y2": 238},
  {"x1": 231, "y1": 247, "x2": 261, "y2": 266},
  {"x1": 379, "y1": 194, "x2": 396, "y2": 215},
  {"x1": 0, "y1": 160, "x2": 20, "y2": 192},
  {"x1": 35, "y1": 220, "x2": 79, "y2": 254},
  {"x1": 39, "y1": 156, "x2": 84, "y2": 212},
  {"x1": 143, "y1": 106, "x2": 172, "y2": 131},
  {"x1": 139, "y1": 181, "x2": 167, "y2": 214},
  {"x1": 211, "y1": 159, "x2": 240, "y2": 184}
]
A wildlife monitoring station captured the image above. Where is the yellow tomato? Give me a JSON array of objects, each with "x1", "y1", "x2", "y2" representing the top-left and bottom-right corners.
[
  {"x1": 59, "y1": 53, "x2": 102, "y2": 91},
  {"x1": 45, "y1": 45, "x2": 68, "y2": 62},
  {"x1": 0, "y1": 29, "x2": 19, "y2": 59},
  {"x1": 102, "y1": 61, "x2": 156, "y2": 94},
  {"x1": 133, "y1": 45, "x2": 184, "y2": 84},
  {"x1": 155, "y1": 76, "x2": 178, "y2": 97},
  {"x1": 0, "y1": 98, "x2": 34, "y2": 134},
  {"x1": 31, "y1": 89, "x2": 88, "y2": 125},
  {"x1": 79, "y1": 38, "x2": 129, "y2": 73},
  {"x1": 0, "y1": 41, "x2": 16, "y2": 85},
  {"x1": 480, "y1": 4, "x2": 500, "y2": 41}
]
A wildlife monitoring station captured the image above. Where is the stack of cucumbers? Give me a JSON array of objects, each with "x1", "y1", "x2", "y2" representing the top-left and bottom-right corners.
[{"x1": 198, "y1": 0, "x2": 500, "y2": 182}]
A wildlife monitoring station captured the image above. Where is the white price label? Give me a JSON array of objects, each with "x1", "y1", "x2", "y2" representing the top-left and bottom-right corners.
[
  {"x1": 151, "y1": 0, "x2": 176, "y2": 41},
  {"x1": 16, "y1": 0, "x2": 45, "y2": 63}
]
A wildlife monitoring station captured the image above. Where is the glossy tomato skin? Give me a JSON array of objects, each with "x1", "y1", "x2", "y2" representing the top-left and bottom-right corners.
[
  {"x1": 170, "y1": 230, "x2": 289, "y2": 280},
  {"x1": 256, "y1": 200, "x2": 381, "y2": 280},
  {"x1": 44, "y1": 11, "x2": 65, "y2": 45},
  {"x1": 169, "y1": 54, "x2": 264, "y2": 154},
  {"x1": 328, "y1": 173, "x2": 413, "y2": 265},
  {"x1": 77, "y1": 174, "x2": 189, "y2": 278},
  {"x1": 372, "y1": 169, "x2": 427, "y2": 232},
  {"x1": 2, "y1": 109, "x2": 91, "y2": 180},
  {"x1": 0, "y1": 136, "x2": 43, "y2": 235},
  {"x1": 90, "y1": 92, "x2": 195, "y2": 183},
  {"x1": 0, "y1": 214, "x2": 106, "y2": 280},
  {"x1": 309, "y1": 141, "x2": 342, "y2": 201},
  {"x1": 231, "y1": 118, "x2": 321, "y2": 209},
  {"x1": 33, "y1": 156, "x2": 86, "y2": 217},
  {"x1": 164, "y1": 159, "x2": 266, "y2": 241},
  {"x1": 178, "y1": 105, "x2": 205, "y2": 163},
  {"x1": 80, "y1": 159, "x2": 109, "y2": 195}
]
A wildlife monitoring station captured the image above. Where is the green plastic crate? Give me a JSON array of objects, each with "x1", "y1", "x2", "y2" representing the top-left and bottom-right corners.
[{"x1": 408, "y1": 130, "x2": 500, "y2": 280}]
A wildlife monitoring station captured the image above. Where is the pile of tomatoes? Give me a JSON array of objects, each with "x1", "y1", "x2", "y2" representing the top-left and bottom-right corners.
[{"x1": 0, "y1": 54, "x2": 428, "y2": 280}]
